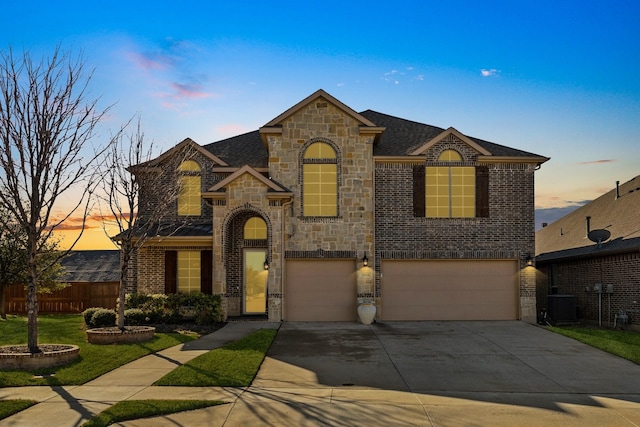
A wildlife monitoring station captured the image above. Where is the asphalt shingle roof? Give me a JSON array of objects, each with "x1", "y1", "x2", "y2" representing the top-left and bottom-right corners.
[
  {"x1": 61, "y1": 250, "x2": 120, "y2": 283},
  {"x1": 203, "y1": 131, "x2": 267, "y2": 168},
  {"x1": 536, "y1": 174, "x2": 640, "y2": 262},
  {"x1": 201, "y1": 108, "x2": 545, "y2": 167}
]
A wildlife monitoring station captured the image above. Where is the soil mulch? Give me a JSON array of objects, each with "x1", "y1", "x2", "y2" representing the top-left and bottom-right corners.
[{"x1": 0, "y1": 344, "x2": 75, "y2": 354}]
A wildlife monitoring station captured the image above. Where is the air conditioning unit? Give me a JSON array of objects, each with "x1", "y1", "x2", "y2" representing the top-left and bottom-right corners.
[{"x1": 547, "y1": 295, "x2": 577, "y2": 324}]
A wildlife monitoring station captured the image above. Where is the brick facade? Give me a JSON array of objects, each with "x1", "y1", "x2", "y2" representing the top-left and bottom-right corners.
[
  {"x1": 374, "y1": 138, "x2": 538, "y2": 321},
  {"x1": 536, "y1": 253, "x2": 640, "y2": 327}
]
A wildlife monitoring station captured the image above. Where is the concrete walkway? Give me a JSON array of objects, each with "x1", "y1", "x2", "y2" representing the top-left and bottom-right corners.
[
  {"x1": 2, "y1": 321, "x2": 640, "y2": 426},
  {"x1": 0, "y1": 322, "x2": 277, "y2": 427}
]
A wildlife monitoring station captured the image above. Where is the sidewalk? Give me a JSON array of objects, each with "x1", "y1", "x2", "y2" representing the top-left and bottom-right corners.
[{"x1": 0, "y1": 322, "x2": 277, "y2": 427}]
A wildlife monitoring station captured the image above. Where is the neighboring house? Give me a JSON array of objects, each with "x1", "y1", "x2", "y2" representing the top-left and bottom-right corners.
[
  {"x1": 61, "y1": 250, "x2": 120, "y2": 285},
  {"x1": 535, "y1": 175, "x2": 640, "y2": 328},
  {"x1": 127, "y1": 89, "x2": 548, "y2": 323}
]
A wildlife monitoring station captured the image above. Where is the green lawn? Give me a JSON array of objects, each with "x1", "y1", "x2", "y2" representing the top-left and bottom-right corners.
[
  {"x1": 0, "y1": 315, "x2": 196, "y2": 387},
  {"x1": 82, "y1": 400, "x2": 224, "y2": 427},
  {"x1": 155, "y1": 328, "x2": 277, "y2": 386},
  {"x1": 0, "y1": 400, "x2": 37, "y2": 421},
  {"x1": 549, "y1": 325, "x2": 640, "y2": 364}
]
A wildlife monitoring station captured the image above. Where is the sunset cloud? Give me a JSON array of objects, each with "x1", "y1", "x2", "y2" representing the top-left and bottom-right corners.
[
  {"x1": 126, "y1": 51, "x2": 172, "y2": 72},
  {"x1": 171, "y1": 82, "x2": 215, "y2": 100},
  {"x1": 577, "y1": 159, "x2": 616, "y2": 165},
  {"x1": 217, "y1": 124, "x2": 246, "y2": 135}
]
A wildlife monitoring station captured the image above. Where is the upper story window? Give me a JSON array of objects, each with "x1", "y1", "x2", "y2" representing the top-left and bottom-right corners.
[
  {"x1": 426, "y1": 150, "x2": 475, "y2": 218},
  {"x1": 302, "y1": 142, "x2": 337, "y2": 217},
  {"x1": 244, "y1": 217, "x2": 267, "y2": 240},
  {"x1": 413, "y1": 150, "x2": 489, "y2": 218},
  {"x1": 177, "y1": 160, "x2": 201, "y2": 216}
]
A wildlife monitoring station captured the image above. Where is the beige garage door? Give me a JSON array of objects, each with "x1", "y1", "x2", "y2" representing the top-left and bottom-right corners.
[
  {"x1": 285, "y1": 260, "x2": 357, "y2": 321},
  {"x1": 382, "y1": 260, "x2": 519, "y2": 321}
]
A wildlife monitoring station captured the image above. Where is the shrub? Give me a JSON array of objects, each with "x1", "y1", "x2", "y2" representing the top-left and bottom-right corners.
[
  {"x1": 125, "y1": 292, "x2": 151, "y2": 309},
  {"x1": 124, "y1": 308, "x2": 147, "y2": 326},
  {"x1": 120, "y1": 292, "x2": 223, "y2": 325},
  {"x1": 83, "y1": 307, "x2": 103, "y2": 327},
  {"x1": 91, "y1": 309, "x2": 117, "y2": 328}
]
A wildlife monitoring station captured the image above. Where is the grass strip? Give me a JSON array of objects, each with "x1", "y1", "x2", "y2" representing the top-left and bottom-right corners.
[
  {"x1": 549, "y1": 326, "x2": 640, "y2": 364},
  {"x1": 82, "y1": 400, "x2": 224, "y2": 427},
  {"x1": 155, "y1": 328, "x2": 277, "y2": 387},
  {"x1": 0, "y1": 399, "x2": 37, "y2": 420},
  {"x1": 0, "y1": 315, "x2": 196, "y2": 387}
]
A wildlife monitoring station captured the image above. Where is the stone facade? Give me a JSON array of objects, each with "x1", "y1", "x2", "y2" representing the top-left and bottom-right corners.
[
  {"x1": 263, "y1": 100, "x2": 376, "y2": 304},
  {"x1": 130, "y1": 90, "x2": 546, "y2": 323}
]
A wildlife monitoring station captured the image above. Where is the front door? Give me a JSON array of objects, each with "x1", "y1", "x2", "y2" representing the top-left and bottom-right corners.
[{"x1": 244, "y1": 249, "x2": 268, "y2": 314}]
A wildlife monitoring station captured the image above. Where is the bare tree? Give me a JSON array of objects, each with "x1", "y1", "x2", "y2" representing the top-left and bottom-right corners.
[
  {"x1": 0, "y1": 47, "x2": 111, "y2": 352},
  {"x1": 100, "y1": 118, "x2": 195, "y2": 329}
]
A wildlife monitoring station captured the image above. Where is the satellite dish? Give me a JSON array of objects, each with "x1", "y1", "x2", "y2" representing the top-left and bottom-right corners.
[{"x1": 588, "y1": 229, "x2": 611, "y2": 246}]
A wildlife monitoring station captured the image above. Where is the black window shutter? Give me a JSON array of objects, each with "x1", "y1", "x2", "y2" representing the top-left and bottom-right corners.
[
  {"x1": 201, "y1": 250, "x2": 213, "y2": 295},
  {"x1": 476, "y1": 166, "x2": 489, "y2": 217},
  {"x1": 164, "y1": 251, "x2": 177, "y2": 294},
  {"x1": 413, "y1": 165, "x2": 426, "y2": 217}
]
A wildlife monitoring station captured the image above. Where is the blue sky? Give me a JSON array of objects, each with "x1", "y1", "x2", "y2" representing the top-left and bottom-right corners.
[{"x1": 3, "y1": 1, "x2": 640, "y2": 247}]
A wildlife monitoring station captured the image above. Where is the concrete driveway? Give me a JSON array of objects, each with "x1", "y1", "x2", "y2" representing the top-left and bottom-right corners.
[{"x1": 225, "y1": 321, "x2": 640, "y2": 426}]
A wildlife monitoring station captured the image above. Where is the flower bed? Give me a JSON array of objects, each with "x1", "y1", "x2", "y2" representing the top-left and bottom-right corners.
[
  {"x1": 86, "y1": 326, "x2": 156, "y2": 345},
  {"x1": 0, "y1": 344, "x2": 80, "y2": 370}
]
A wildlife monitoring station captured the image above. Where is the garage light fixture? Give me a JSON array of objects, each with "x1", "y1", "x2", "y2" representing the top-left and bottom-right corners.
[
  {"x1": 363, "y1": 253, "x2": 368, "y2": 267},
  {"x1": 264, "y1": 258, "x2": 270, "y2": 270},
  {"x1": 526, "y1": 254, "x2": 534, "y2": 267}
]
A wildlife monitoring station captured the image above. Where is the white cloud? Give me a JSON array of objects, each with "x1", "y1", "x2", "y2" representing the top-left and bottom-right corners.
[{"x1": 481, "y1": 68, "x2": 500, "y2": 77}]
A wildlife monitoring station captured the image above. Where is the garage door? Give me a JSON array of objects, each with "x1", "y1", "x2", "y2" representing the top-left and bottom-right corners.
[
  {"x1": 285, "y1": 260, "x2": 356, "y2": 321},
  {"x1": 382, "y1": 260, "x2": 518, "y2": 321}
]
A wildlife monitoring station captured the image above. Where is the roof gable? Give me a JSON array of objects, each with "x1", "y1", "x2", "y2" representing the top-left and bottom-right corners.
[
  {"x1": 140, "y1": 138, "x2": 229, "y2": 168},
  {"x1": 205, "y1": 165, "x2": 290, "y2": 193},
  {"x1": 261, "y1": 89, "x2": 377, "y2": 128},
  {"x1": 410, "y1": 127, "x2": 492, "y2": 156}
]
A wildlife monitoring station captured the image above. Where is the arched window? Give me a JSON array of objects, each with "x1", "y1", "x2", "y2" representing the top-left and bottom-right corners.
[
  {"x1": 438, "y1": 149, "x2": 462, "y2": 162},
  {"x1": 178, "y1": 160, "x2": 201, "y2": 216},
  {"x1": 302, "y1": 142, "x2": 337, "y2": 217},
  {"x1": 425, "y1": 150, "x2": 475, "y2": 218},
  {"x1": 244, "y1": 217, "x2": 267, "y2": 240}
]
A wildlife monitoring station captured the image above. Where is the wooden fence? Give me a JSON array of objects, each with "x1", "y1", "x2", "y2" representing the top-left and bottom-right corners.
[{"x1": 5, "y1": 282, "x2": 119, "y2": 314}]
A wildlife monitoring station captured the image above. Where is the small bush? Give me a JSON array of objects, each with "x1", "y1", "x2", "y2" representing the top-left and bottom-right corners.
[
  {"x1": 83, "y1": 307, "x2": 103, "y2": 327},
  {"x1": 124, "y1": 308, "x2": 147, "y2": 326},
  {"x1": 91, "y1": 309, "x2": 117, "y2": 328}
]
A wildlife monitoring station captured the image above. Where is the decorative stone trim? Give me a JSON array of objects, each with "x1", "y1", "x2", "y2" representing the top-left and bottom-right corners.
[
  {"x1": 0, "y1": 345, "x2": 80, "y2": 370},
  {"x1": 377, "y1": 250, "x2": 520, "y2": 260},
  {"x1": 285, "y1": 250, "x2": 357, "y2": 259}
]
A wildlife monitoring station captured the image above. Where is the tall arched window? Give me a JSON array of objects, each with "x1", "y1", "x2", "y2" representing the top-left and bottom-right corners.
[
  {"x1": 302, "y1": 142, "x2": 338, "y2": 217},
  {"x1": 178, "y1": 160, "x2": 201, "y2": 216},
  {"x1": 244, "y1": 217, "x2": 267, "y2": 240},
  {"x1": 425, "y1": 150, "x2": 475, "y2": 218}
]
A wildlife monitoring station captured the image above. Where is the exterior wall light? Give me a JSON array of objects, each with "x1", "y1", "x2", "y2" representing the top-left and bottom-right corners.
[
  {"x1": 363, "y1": 253, "x2": 368, "y2": 267},
  {"x1": 264, "y1": 259, "x2": 270, "y2": 270},
  {"x1": 526, "y1": 254, "x2": 534, "y2": 267}
]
